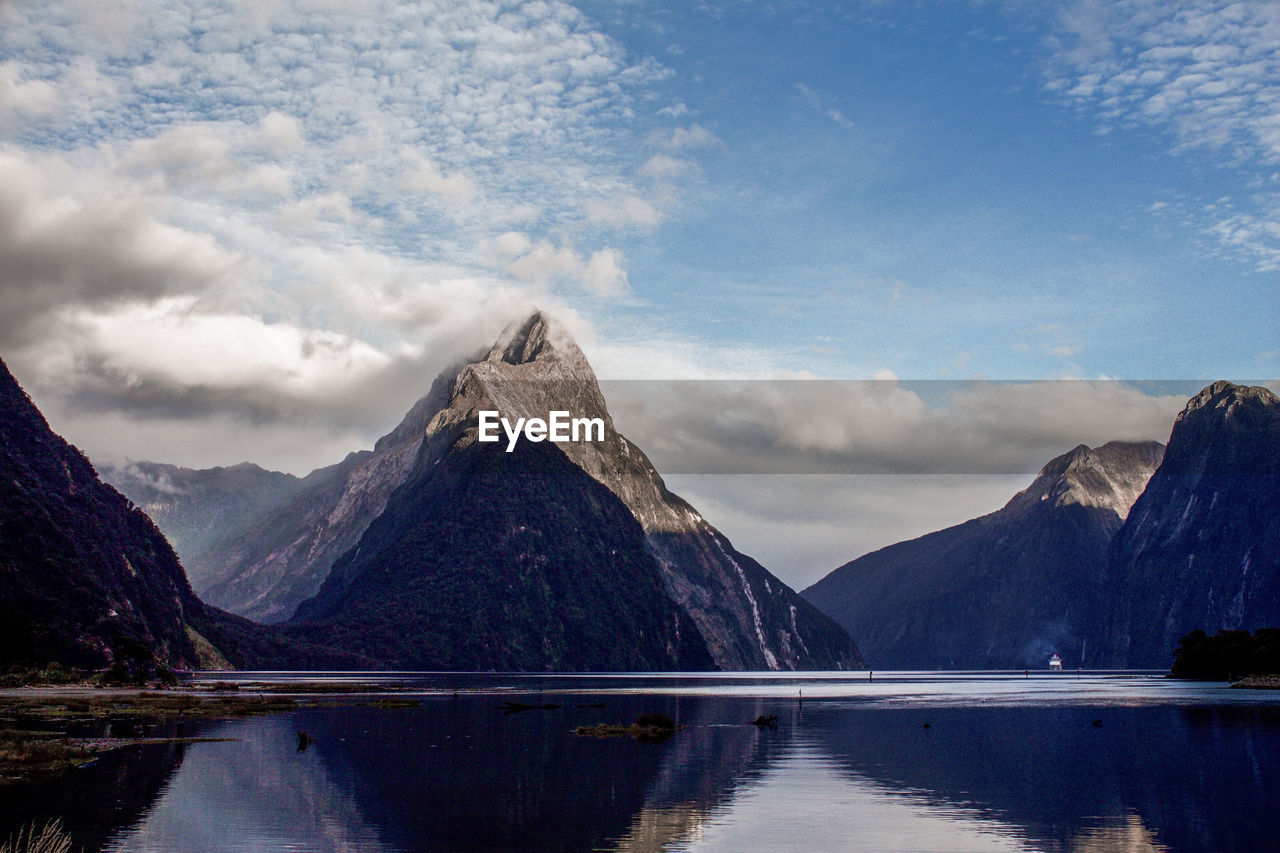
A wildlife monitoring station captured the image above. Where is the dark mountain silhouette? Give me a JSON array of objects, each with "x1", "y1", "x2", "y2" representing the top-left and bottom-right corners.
[
  {"x1": 0, "y1": 357, "x2": 215, "y2": 670},
  {"x1": 1100, "y1": 381, "x2": 1280, "y2": 667}
]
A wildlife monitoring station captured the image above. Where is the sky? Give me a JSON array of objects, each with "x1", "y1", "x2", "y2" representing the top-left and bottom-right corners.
[{"x1": 1, "y1": 0, "x2": 1277, "y2": 588}]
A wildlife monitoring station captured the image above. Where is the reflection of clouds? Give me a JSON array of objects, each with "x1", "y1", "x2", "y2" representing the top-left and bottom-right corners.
[
  {"x1": 107, "y1": 716, "x2": 396, "y2": 853},
  {"x1": 674, "y1": 741, "x2": 1034, "y2": 853},
  {"x1": 610, "y1": 801, "x2": 714, "y2": 853},
  {"x1": 1073, "y1": 812, "x2": 1168, "y2": 853}
]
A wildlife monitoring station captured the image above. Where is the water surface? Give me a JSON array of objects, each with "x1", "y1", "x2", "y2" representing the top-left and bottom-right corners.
[{"x1": 5, "y1": 671, "x2": 1279, "y2": 851}]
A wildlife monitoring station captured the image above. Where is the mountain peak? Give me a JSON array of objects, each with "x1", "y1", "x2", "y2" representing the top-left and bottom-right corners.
[
  {"x1": 487, "y1": 311, "x2": 585, "y2": 369},
  {"x1": 1004, "y1": 440, "x2": 1164, "y2": 522},
  {"x1": 1178, "y1": 380, "x2": 1279, "y2": 429},
  {"x1": 1103, "y1": 381, "x2": 1280, "y2": 666},
  {"x1": 1160, "y1": 381, "x2": 1279, "y2": 478}
]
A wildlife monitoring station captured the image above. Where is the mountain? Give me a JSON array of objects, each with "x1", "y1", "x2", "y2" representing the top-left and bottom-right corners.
[
  {"x1": 802, "y1": 440, "x2": 1164, "y2": 669},
  {"x1": 105, "y1": 365, "x2": 465, "y2": 624},
  {"x1": 0, "y1": 357, "x2": 219, "y2": 670},
  {"x1": 1100, "y1": 381, "x2": 1280, "y2": 668},
  {"x1": 285, "y1": 312, "x2": 861, "y2": 670},
  {"x1": 99, "y1": 461, "x2": 306, "y2": 594},
  {"x1": 285, "y1": 435, "x2": 714, "y2": 670}
]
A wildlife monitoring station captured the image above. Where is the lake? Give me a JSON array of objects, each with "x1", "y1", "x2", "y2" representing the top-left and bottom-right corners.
[{"x1": 4, "y1": 671, "x2": 1280, "y2": 852}]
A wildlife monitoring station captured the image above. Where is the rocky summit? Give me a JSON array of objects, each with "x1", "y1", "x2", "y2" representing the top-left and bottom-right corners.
[
  {"x1": 286, "y1": 312, "x2": 861, "y2": 671},
  {"x1": 802, "y1": 440, "x2": 1164, "y2": 669},
  {"x1": 109, "y1": 311, "x2": 862, "y2": 671},
  {"x1": 1101, "y1": 381, "x2": 1280, "y2": 667}
]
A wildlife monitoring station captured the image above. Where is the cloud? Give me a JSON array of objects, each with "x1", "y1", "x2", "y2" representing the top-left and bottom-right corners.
[
  {"x1": 1044, "y1": 0, "x2": 1280, "y2": 268},
  {"x1": 0, "y1": 60, "x2": 56, "y2": 116},
  {"x1": 0, "y1": 148, "x2": 245, "y2": 346},
  {"x1": 401, "y1": 148, "x2": 475, "y2": 202},
  {"x1": 659, "y1": 123, "x2": 722, "y2": 148},
  {"x1": 603, "y1": 379, "x2": 1189, "y2": 476},
  {"x1": 584, "y1": 193, "x2": 662, "y2": 228},
  {"x1": 638, "y1": 154, "x2": 695, "y2": 180},
  {"x1": 0, "y1": 0, "x2": 679, "y2": 288},
  {"x1": 257, "y1": 111, "x2": 302, "y2": 156},
  {"x1": 504, "y1": 240, "x2": 631, "y2": 296},
  {"x1": 795, "y1": 82, "x2": 854, "y2": 128}
]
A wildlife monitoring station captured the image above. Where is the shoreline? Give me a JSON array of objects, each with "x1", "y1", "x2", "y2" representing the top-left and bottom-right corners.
[{"x1": 0, "y1": 681, "x2": 407, "y2": 786}]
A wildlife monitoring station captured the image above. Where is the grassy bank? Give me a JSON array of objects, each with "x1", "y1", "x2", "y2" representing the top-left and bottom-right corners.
[{"x1": 0, "y1": 688, "x2": 298, "y2": 785}]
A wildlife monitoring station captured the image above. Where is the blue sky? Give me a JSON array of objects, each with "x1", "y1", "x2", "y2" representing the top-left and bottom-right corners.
[
  {"x1": 1, "y1": 0, "x2": 1276, "y2": 581},
  {"x1": 580, "y1": 1, "x2": 1278, "y2": 382}
]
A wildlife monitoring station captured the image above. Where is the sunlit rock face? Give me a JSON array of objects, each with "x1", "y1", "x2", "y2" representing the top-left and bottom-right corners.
[
  {"x1": 803, "y1": 440, "x2": 1164, "y2": 670},
  {"x1": 288, "y1": 312, "x2": 861, "y2": 671},
  {"x1": 1101, "y1": 381, "x2": 1280, "y2": 668}
]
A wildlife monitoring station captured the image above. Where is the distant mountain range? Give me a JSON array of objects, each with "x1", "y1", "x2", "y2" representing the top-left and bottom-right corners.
[
  {"x1": 6, "y1": 310, "x2": 1276, "y2": 673},
  {"x1": 804, "y1": 381, "x2": 1280, "y2": 669},
  {"x1": 50, "y1": 312, "x2": 863, "y2": 671},
  {"x1": 802, "y1": 441, "x2": 1164, "y2": 669}
]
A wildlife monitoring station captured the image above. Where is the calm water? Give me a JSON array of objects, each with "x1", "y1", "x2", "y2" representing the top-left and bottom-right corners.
[{"x1": 5, "y1": 671, "x2": 1280, "y2": 852}]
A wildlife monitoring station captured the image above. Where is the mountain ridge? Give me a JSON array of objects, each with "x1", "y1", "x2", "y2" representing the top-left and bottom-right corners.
[
  {"x1": 803, "y1": 440, "x2": 1165, "y2": 669},
  {"x1": 289, "y1": 311, "x2": 861, "y2": 671}
]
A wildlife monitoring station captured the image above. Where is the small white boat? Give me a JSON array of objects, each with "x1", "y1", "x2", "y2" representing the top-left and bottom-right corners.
[{"x1": 1049, "y1": 653, "x2": 1063, "y2": 671}]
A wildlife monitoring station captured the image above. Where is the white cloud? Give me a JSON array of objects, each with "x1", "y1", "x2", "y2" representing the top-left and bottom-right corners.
[
  {"x1": 0, "y1": 147, "x2": 246, "y2": 344},
  {"x1": 603, "y1": 379, "x2": 1187, "y2": 476},
  {"x1": 660, "y1": 123, "x2": 722, "y2": 149},
  {"x1": 504, "y1": 239, "x2": 631, "y2": 296},
  {"x1": 796, "y1": 82, "x2": 854, "y2": 128},
  {"x1": 401, "y1": 147, "x2": 475, "y2": 202},
  {"x1": 639, "y1": 153, "x2": 695, "y2": 180},
  {"x1": 1045, "y1": 0, "x2": 1280, "y2": 268},
  {"x1": 584, "y1": 193, "x2": 662, "y2": 228},
  {"x1": 0, "y1": 60, "x2": 56, "y2": 116},
  {"x1": 582, "y1": 247, "x2": 629, "y2": 295},
  {"x1": 257, "y1": 111, "x2": 303, "y2": 156}
]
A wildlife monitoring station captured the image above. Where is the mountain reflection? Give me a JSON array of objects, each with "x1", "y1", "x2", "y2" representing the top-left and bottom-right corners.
[
  {"x1": 806, "y1": 702, "x2": 1280, "y2": 852},
  {"x1": 296, "y1": 695, "x2": 787, "y2": 852},
  {"x1": 107, "y1": 715, "x2": 391, "y2": 852},
  {"x1": 1, "y1": 732, "x2": 186, "y2": 853},
  {"x1": 13, "y1": 682, "x2": 1280, "y2": 852}
]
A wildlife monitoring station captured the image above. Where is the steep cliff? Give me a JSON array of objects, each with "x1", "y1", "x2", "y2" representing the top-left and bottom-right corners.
[{"x1": 1101, "y1": 381, "x2": 1280, "y2": 667}]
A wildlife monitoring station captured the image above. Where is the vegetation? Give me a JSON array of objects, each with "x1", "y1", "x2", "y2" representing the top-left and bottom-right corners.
[
  {"x1": 0, "y1": 820, "x2": 78, "y2": 853},
  {"x1": 0, "y1": 691, "x2": 298, "y2": 785},
  {"x1": 1170, "y1": 628, "x2": 1280, "y2": 680},
  {"x1": 285, "y1": 438, "x2": 715, "y2": 671},
  {"x1": 575, "y1": 712, "x2": 680, "y2": 740}
]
